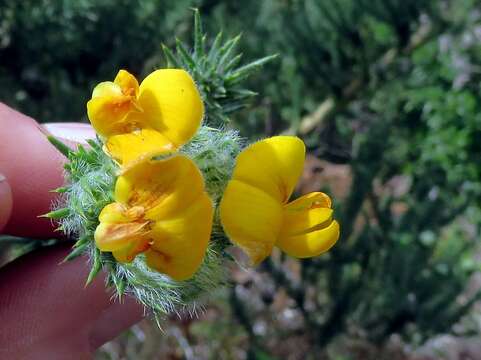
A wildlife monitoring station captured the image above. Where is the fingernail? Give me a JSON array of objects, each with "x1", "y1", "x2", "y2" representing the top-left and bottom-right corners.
[
  {"x1": 42, "y1": 123, "x2": 96, "y2": 145},
  {"x1": 0, "y1": 173, "x2": 6, "y2": 182}
]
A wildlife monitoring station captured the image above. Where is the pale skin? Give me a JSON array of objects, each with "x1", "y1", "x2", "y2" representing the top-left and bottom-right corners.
[{"x1": 0, "y1": 103, "x2": 144, "y2": 359}]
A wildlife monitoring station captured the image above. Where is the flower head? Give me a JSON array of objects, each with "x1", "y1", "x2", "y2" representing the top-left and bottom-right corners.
[
  {"x1": 95, "y1": 155, "x2": 213, "y2": 281},
  {"x1": 219, "y1": 136, "x2": 340, "y2": 265},
  {"x1": 87, "y1": 69, "x2": 204, "y2": 166}
]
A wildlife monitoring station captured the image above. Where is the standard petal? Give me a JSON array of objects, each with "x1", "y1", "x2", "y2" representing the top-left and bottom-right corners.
[
  {"x1": 138, "y1": 69, "x2": 204, "y2": 147},
  {"x1": 105, "y1": 128, "x2": 175, "y2": 166},
  {"x1": 144, "y1": 157, "x2": 206, "y2": 220},
  {"x1": 220, "y1": 179, "x2": 283, "y2": 265},
  {"x1": 145, "y1": 192, "x2": 213, "y2": 281},
  {"x1": 276, "y1": 220, "x2": 340, "y2": 258},
  {"x1": 231, "y1": 136, "x2": 305, "y2": 203},
  {"x1": 114, "y1": 155, "x2": 205, "y2": 218}
]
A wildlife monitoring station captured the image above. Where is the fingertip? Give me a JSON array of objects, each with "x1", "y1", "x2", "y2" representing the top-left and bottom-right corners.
[
  {"x1": 0, "y1": 105, "x2": 97, "y2": 238},
  {"x1": 0, "y1": 174, "x2": 13, "y2": 232},
  {"x1": 0, "y1": 105, "x2": 65, "y2": 237}
]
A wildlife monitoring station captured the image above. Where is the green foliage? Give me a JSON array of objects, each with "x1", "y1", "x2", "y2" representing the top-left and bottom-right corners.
[
  {"x1": 188, "y1": 0, "x2": 481, "y2": 353},
  {"x1": 260, "y1": 0, "x2": 481, "y2": 349},
  {"x1": 0, "y1": 0, "x2": 193, "y2": 121}
]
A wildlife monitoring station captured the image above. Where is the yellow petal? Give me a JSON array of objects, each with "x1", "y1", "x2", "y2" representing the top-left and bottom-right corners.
[
  {"x1": 145, "y1": 192, "x2": 213, "y2": 281},
  {"x1": 87, "y1": 91, "x2": 133, "y2": 137},
  {"x1": 276, "y1": 220, "x2": 340, "y2": 258},
  {"x1": 94, "y1": 221, "x2": 149, "y2": 252},
  {"x1": 92, "y1": 81, "x2": 123, "y2": 98},
  {"x1": 138, "y1": 69, "x2": 204, "y2": 147},
  {"x1": 281, "y1": 207, "x2": 333, "y2": 236},
  {"x1": 220, "y1": 179, "x2": 283, "y2": 265},
  {"x1": 95, "y1": 199, "x2": 150, "y2": 253},
  {"x1": 145, "y1": 157, "x2": 206, "y2": 220},
  {"x1": 105, "y1": 129, "x2": 175, "y2": 166},
  {"x1": 87, "y1": 70, "x2": 141, "y2": 138},
  {"x1": 98, "y1": 202, "x2": 147, "y2": 223},
  {"x1": 114, "y1": 155, "x2": 205, "y2": 218},
  {"x1": 98, "y1": 202, "x2": 130, "y2": 223},
  {"x1": 284, "y1": 192, "x2": 332, "y2": 210},
  {"x1": 281, "y1": 192, "x2": 334, "y2": 236},
  {"x1": 112, "y1": 236, "x2": 150, "y2": 263},
  {"x1": 114, "y1": 69, "x2": 139, "y2": 97},
  {"x1": 231, "y1": 136, "x2": 305, "y2": 203}
]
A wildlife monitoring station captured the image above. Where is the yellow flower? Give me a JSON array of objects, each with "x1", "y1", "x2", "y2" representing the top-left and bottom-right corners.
[
  {"x1": 87, "y1": 69, "x2": 204, "y2": 166},
  {"x1": 94, "y1": 155, "x2": 213, "y2": 281},
  {"x1": 219, "y1": 136, "x2": 340, "y2": 265}
]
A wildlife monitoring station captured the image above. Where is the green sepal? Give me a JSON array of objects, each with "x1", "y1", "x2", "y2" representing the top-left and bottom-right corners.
[
  {"x1": 47, "y1": 135, "x2": 71, "y2": 157},
  {"x1": 86, "y1": 138, "x2": 102, "y2": 151},
  {"x1": 193, "y1": 8, "x2": 205, "y2": 58},
  {"x1": 86, "y1": 248, "x2": 102, "y2": 286},
  {"x1": 109, "y1": 270, "x2": 127, "y2": 298},
  {"x1": 63, "y1": 244, "x2": 87, "y2": 262},
  {"x1": 226, "y1": 54, "x2": 278, "y2": 84},
  {"x1": 162, "y1": 44, "x2": 180, "y2": 68},
  {"x1": 40, "y1": 207, "x2": 70, "y2": 220},
  {"x1": 74, "y1": 235, "x2": 91, "y2": 248},
  {"x1": 207, "y1": 31, "x2": 223, "y2": 62},
  {"x1": 50, "y1": 186, "x2": 69, "y2": 193},
  {"x1": 176, "y1": 38, "x2": 196, "y2": 72}
]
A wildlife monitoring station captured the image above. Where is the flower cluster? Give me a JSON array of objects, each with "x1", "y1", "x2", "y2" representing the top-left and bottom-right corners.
[
  {"x1": 88, "y1": 69, "x2": 212, "y2": 281},
  {"x1": 87, "y1": 69, "x2": 340, "y2": 282},
  {"x1": 43, "y1": 15, "x2": 339, "y2": 316}
]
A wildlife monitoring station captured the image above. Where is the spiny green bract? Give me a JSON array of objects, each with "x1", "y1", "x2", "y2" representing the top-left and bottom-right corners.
[
  {"x1": 162, "y1": 9, "x2": 277, "y2": 127},
  {"x1": 47, "y1": 125, "x2": 242, "y2": 320}
]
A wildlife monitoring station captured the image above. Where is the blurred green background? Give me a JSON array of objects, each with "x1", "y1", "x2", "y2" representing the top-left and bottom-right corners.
[{"x1": 2, "y1": 0, "x2": 481, "y2": 359}]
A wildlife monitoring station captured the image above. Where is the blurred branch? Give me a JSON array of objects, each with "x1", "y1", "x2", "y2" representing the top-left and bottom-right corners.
[
  {"x1": 293, "y1": 21, "x2": 435, "y2": 136},
  {"x1": 169, "y1": 326, "x2": 195, "y2": 360},
  {"x1": 229, "y1": 284, "x2": 263, "y2": 358},
  {"x1": 263, "y1": 258, "x2": 326, "y2": 350}
]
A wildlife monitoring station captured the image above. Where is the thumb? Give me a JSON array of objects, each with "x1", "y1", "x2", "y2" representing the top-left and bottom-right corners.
[
  {"x1": 0, "y1": 174, "x2": 12, "y2": 233},
  {"x1": 0, "y1": 102, "x2": 95, "y2": 237},
  {"x1": 42, "y1": 122, "x2": 96, "y2": 145}
]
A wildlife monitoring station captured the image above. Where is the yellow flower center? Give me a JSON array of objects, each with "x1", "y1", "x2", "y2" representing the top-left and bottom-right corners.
[{"x1": 125, "y1": 205, "x2": 146, "y2": 220}]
